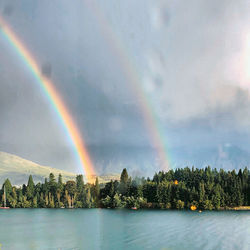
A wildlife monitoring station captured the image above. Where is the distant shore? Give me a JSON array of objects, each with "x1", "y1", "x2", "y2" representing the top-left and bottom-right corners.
[
  {"x1": 1, "y1": 207, "x2": 250, "y2": 211},
  {"x1": 226, "y1": 206, "x2": 250, "y2": 211}
]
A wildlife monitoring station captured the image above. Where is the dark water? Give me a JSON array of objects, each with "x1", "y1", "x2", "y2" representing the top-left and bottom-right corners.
[{"x1": 0, "y1": 209, "x2": 249, "y2": 250}]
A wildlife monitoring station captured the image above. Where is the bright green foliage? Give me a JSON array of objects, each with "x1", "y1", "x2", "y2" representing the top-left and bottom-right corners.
[
  {"x1": 101, "y1": 195, "x2": 112, "y2": 207},
  {"x1": 112, "y1": 193, "x2": 124, "y2": 208},
  {"x1": 176, "y1": 200, "x2": 185, "y2": 209},
  {"x1": 204, "y1": 200, "x2": 214, "y2": 210}
]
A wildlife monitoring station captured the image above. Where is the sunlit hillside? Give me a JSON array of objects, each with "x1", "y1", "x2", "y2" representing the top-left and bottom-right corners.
[{"x1": 0, "y1": 151, "x2": 119, "y2": 185}]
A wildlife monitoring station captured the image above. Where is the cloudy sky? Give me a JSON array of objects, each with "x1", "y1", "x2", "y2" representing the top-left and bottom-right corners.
[{"x1": 0, "y1": 0, "x2": 249, "y2": 174}]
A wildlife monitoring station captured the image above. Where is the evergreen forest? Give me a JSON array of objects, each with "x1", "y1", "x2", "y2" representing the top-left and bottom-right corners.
[{"x1": 1, "y1": 167, "x2": 250, "y2": 210}]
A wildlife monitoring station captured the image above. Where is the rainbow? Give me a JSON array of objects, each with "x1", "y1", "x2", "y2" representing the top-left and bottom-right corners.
[
  {"x1": 84, "y1": 1, "x2": 171, "y2": 170},
  {"x1": 0, "y1": 16, "x2": 96, "y2": 182}
]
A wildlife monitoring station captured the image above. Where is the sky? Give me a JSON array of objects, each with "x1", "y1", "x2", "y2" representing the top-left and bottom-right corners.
[{"x1": 0, "y1": 0, "x2": 249, "y2": 174}]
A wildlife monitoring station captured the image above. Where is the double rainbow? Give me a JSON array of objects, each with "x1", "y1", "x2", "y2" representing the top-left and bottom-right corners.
[{"x1": 0, "y1": 16, "x2": 96, "y2": 182}]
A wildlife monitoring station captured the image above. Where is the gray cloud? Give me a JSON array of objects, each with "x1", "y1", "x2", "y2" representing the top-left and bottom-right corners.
[
  {"x1": 143, "y1": 0, "x2": 250, "y2": 129},
  {"x1": 0, "y1": 0, "x2": 249, "y2": 172}
]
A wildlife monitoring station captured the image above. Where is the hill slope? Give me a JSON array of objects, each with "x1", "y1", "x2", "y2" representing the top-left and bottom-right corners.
[
  {"x1": 0, "y1": 151, "x2": 77, "y2": 185},
  {"x1": 0, "y1": 151, "x2": 119, "y2": 185}
]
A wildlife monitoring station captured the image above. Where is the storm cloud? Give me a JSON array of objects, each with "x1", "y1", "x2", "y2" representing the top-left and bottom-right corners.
[{"x1": 0, "y1": 0, "x2": 249, "y2": 173}]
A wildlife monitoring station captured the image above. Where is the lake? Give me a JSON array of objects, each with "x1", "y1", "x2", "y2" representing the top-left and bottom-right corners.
[{"x1": 0, "y1": 209, "x2": 249, "y2": 249}]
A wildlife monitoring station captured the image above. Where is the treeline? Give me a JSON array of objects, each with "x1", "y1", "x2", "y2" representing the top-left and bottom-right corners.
[{"x1": 1, "y1": 167, "x2": 250, "y2": 210}]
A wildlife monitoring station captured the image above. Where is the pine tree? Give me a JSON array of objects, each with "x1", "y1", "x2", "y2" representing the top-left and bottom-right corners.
[
  {"x1": 120, "y1": 168, "x2": 128, "y2": 184},
  {"x1": 76, "y1": 175, "x2": 84, "y2": 193},
  {"x1": 2, "y1": 179, "x2": 12, "y2": 194},
  {"x1": 27, "y1": 175, "x2": 35, "y2": 200},
  {"x1": 119, "y1": 169, "x2": 129, "y2": 195}
]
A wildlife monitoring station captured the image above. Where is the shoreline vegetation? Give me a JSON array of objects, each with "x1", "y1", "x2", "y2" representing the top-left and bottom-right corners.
[{"x1": 1, "y1": 167, "x2": 250, "y2": 210}]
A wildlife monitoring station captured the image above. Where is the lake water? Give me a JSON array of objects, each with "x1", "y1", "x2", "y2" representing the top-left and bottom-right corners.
[{"x1": 0, "y1": 209, "x2": 249, "y2": 250}]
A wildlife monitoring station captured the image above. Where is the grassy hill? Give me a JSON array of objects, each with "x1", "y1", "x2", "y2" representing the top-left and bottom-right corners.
[{"x1": 0, "y1": 151, "x2": 119, "y2": 186}]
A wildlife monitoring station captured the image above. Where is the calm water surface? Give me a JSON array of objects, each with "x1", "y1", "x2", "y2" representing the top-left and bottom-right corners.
[{"x1": 0, "y1": 209, "x2": 250, "y2": 250}]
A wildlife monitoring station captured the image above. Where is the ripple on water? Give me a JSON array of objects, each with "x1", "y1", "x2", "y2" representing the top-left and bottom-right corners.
[{"x1": 0, "y1": 209, "x2": 250, "y2": 250}]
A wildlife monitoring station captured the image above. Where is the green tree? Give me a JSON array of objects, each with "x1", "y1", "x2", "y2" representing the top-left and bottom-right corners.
[
  {"x1": 84, "y1": 187, "x2": 92, "y2": 208},
  {"x1": 2, "y1": 179, "x2": 12, "y2": 207},
  {"x1": 65, "y1": 181, "x2": 76, "y2": 197},
  {"x1": 94, "y1": 177, "x2": 100, "y2": 206},
  {"x1": 48, "y1": 173, "x2": 57, "y2": 198},
  {"x1": 27, "y1": 175, "x2": 35, "y2": 200},
  {"x1": 65, "y1": 180, "x2": 76, "y2": 208},
  {"x1": 112, "y1": 193, "x2": 124, "y2": 208},
  {"x1": 120, "y1": 168, "x2": 129, "y2": 184},
  {"x1": 2, "y1": 179, "x2": 12, "y2": 194},
  {"x1": 76, "y1": 175, "x2": 84, "y2": 193},
  {"x1": 101, "y1": 195, "x2": 112, "y2": 208},
  {"x1": 58, "y1": 174, "x2": 63, "y2": 189},
  {"x1": 32, "y1": 196, "x2": 38, "y2": 208},
  {"x1": 212, "y1": 184, "x2": 222, "y2": 209},
  {"x1": 176, "y1": 200, "x2": 185, "y2": 209},
  {"x1": 204, "y1": 200, "x2": 213, "y2": 210},
  {"x1": 119, "y1": 168, "x2": 129, "y2": 195}
]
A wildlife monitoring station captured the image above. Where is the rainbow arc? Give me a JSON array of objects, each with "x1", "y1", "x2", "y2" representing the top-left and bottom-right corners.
[
  {"x1": 84, "y1": 1, "x2": 171, "y2": 170},
  {"x1": 0, "y1": 16, "x2": 96, "y2": 183}
]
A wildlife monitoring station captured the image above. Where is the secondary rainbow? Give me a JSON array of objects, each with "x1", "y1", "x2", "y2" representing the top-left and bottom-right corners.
[
  {"x1": 84, "y1": 1, "x2": 171, "y2": 170},
  {"x1": 0, "y1": 16, "x2": 96, "y2": 182}
]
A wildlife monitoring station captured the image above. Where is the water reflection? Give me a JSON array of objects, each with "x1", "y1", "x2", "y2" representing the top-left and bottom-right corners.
[{"x1": 0, "y1": 209, "x2": 249, "y2": 249}]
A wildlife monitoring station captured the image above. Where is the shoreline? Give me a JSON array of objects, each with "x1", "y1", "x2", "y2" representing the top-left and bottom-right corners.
[
  {"x1": 1, "y1": 207, "x2": 250, "y2": 211},
  {"x1": 224, "y1": 206, "x2": 250, "y2": 211}
]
